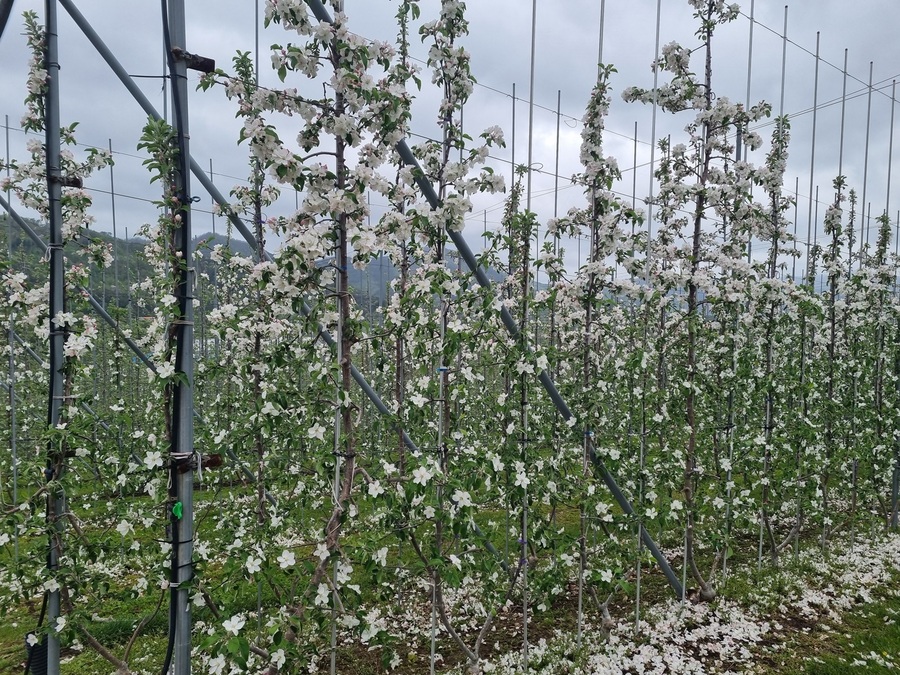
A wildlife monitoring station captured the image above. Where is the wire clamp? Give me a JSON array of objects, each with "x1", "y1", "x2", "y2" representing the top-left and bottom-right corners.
[{"x1": 171, "y1": 47, "x2": 215, "y2": 74}]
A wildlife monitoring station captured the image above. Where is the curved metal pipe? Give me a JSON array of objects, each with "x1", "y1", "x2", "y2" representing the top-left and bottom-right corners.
[{"x1": 0, "y1": 0, "x2": 15, "y2": 43}]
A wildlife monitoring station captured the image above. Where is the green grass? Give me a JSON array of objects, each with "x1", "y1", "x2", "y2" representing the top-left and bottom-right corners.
[
  {"x1": 776, "y1": 598, "x2": 900, "y2": 674},
  {"x1": 3, "y1": 479, "x2": 899, "y2": 674}
]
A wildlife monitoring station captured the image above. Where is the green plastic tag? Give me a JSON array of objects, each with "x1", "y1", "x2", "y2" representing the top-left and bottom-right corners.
[{"x1": 172, "y1": 501, "x2": 183, "y2": 520}]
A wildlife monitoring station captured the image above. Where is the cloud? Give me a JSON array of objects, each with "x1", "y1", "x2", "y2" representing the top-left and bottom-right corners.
[{"x1": 1, "y1": 0, "x2": 898, "y2": 263}]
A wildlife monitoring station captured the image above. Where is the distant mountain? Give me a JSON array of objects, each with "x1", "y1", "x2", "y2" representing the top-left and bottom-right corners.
[
  {"x1": 0, "y1": 217, "x2": 519, "y2": 320},
  {"x1": 189, "y1": 231, "x2": 513, "y2": 311}
]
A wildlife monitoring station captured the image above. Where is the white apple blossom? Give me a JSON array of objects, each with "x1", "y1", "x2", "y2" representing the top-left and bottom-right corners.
[
  {"x1": 222, "y1": 615, "x2": 245, "y2": 636},
  {"x1": 277, "y1": 550, "x2": 295, "y2": 568}
]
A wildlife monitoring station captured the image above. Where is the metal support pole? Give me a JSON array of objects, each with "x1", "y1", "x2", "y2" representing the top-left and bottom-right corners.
[
  {"x1": 164, "y1": 1, "x2": 194, "y2": 673},
  {"x1": 526, "y1": 0, "x2": 538, "y2": 332},
  {"x1": 553, "y1": 91, "x2": 560, "y2": 222},
  {"x1": 525, "y1": 0, "x2": 536, "y2": 213},
  {"x1": 886, "y1": 81, "x2": 896, "y2": 221},
  {"x1": 861, "y1": 62, "x2": 874, "y2": 250},
  {"x1": 4, "y1": 114, "x2": 17, "y2": 565},
  {"x1": 736, "y1": 0, "x2": 754, "y2": 163},
  {"x1": 647, "y1": 0, "x2": 662, "y2": 252},
  {"x1": 109, "y1": 139, "x2": 120, "y2": 309},
  {"x1": 597, "y1": 0, "x2": 605, "y2": 69},
  {"x1": 779, "y1": 6, "x2": 787, "y2": 118},
  {"x1": 743, "y1": 0, "x2": 755, "y2": 260},
  {"x1": 745, "y1": 0, "x2": 754, "y2": 111},
  {"x1": 0, "y1": 0, "x2": 15, "y2": 41},
  {"x1": 805, "y1": 32, "x2": 820, "y2": 281},
  {"x1": 792, "y1": 177, "x2": 800, "y2": 281},
  {"x1": 838, "y1": 52, "x2": 848, "y2": 180},
  {"x1": 44, "y1": 0, "x2": 65, "y2": 672},
  {"x1": 773, "y1": 6, "x2": 787, "y2": 271}
]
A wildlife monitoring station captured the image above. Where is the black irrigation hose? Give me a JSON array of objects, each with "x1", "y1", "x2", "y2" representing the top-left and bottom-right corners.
[
  {"x1": 24, "y1": 459, "x2": 52, "y2": 675},
  {"x1": 23, "y1": 592, "x2": 48, "y2": 675}
]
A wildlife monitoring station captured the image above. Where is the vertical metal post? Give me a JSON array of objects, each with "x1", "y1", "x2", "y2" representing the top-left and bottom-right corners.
[
  {"x1": 511, "y1": 82, "x2": 516, "y2": 183},
  {"x1": 647, "y1": 0, "x2": 662, "y2": 256},
  {"x1": 743, "y1": 0, "x2": 754, "y2": 262},
  {"x1": 813, "y1": 186, "x2": 820, "y2": 289},
  {"x1": 331, "y1": 266, "x2": 342, "y2": 675},
  {"x1": 866, "y1": 203, "x2": 872, "y2": 257},
  {"x1": 805, "y1": 32, "x2": 820, "y2": 281},
  {"x1": 631, "y1": 122, "x2": 638, "y2": 217},
  {"x1": 166, "y1": 1, "x2": 195, "y2": 672},
  {"x1": 44, "y1": 1, "x2": 65, "y2": 673},
  {"x1": 792, "y1": 176, "x2": 800, "y2": 281},
  {"x1": 4, "y1": 114, "x2": 17, "y2": 565},
  {"x1": 633, "y1": 118, "x2": 644, "y2": 632},
  {"x1": 886, "y1": 81, "x2": 896, "y2": 220},
  {"x1": 861, "y1": 62, "x2": 874, "y2": 251},
  {"x1": 526, "y1": 0, "x2": 537, "y2": 334},
  {"x1": 553, "y1": 91, "x2": 560, "y2": 224},
  {"x1": 209, "y1": 158, "x2": 216, "y2": 236},
  {"x1": 635, "y1": 0, "x2": 664, "y2": 621},
  {"x1": 736, "y1": 0, "x2": 754, "y2": 164},
  {"x1": 838, "y1": 52, "x2": 848, "y2": 180},
  {"x1": 523, "y1": 7, "x2": 537, "y2": 663},
  {"x1": 839, "y1": 51, "x2": 851, "y2": 271},
  {"x1": 108, "y1": 139, "x2": 119, "y2": 308},
  {"x1": 597, "y1": 0, "x2": 605, "y2": 70},
  {"x1": 779, "y1": 6, "x2": 787, "y2": 118},
  {"x1": 772, "y1": 5, "x2": 787, "y2": 273}
]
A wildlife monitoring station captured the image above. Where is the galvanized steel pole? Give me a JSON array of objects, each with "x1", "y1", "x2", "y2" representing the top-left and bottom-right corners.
[
  {"x1": 805, "y1": 32, "x2": 820, "y2": 282},
  {"x1": 165, "y1": 1, "x2": 195, "y2": 672},
  {"x1": 44, "y1": 0, "x2": 65, "y2": 673},
  {"x1": 861, "y1": 62, "x2": 874, "y2": 250}
]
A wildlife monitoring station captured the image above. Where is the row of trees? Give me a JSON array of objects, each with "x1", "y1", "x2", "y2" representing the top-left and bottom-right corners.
[{"x1": 1, "y1": 1, "x2": 899, "y2": 672}]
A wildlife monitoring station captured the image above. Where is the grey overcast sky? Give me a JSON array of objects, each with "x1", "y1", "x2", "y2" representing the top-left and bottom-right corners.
[{"x1": 2, "y1": 1, "x2": 900, "y2": 273}]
